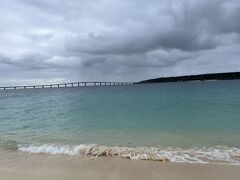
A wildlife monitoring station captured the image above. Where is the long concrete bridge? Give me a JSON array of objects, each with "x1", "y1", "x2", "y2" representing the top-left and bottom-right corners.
[{"x1": 0, "y1": 82, "x2": 135, "y2": 90}]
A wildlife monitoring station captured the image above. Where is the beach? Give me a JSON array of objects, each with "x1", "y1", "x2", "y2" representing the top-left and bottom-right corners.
[
  {"x1": 1, "y1": 0, "x2": 240, "y2": 178},
  {"x1": 0, "y1": 151, "x2": 240, "y2": 180},
  {"x1": 1, "y1": 81, "x2": 240, "y2": 179}
]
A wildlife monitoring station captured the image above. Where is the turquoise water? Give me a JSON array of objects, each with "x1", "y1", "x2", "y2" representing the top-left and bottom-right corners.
[{"x1": 1, "y1": 80, "x2": 240, "y2": 163}]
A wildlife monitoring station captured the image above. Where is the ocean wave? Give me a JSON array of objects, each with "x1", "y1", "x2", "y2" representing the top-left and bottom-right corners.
[{"x1": 18, "y1": 144, "x2": 240, "y2": 165}]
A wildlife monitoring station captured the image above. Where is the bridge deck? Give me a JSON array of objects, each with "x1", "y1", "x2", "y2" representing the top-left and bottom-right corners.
[{"x1": 0, "y1": 82, "x2": 135, "y2": 90}]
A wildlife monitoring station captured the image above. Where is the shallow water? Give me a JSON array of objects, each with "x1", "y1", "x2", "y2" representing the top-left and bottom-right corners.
[{"x1": 0, "y1": 80, "x2": 240, "y2": 164}]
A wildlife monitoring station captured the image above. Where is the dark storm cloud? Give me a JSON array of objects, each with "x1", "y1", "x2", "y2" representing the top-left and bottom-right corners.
[
  {"x1": 0, "y1": 0, "x2": 240, "y2": 85},
  {"x1": 65, "y1": 0, "x2": 240, "y2": 55}
]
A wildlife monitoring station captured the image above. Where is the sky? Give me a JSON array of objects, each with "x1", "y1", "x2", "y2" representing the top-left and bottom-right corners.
[{"x1": 0, "y1": 0, "x2": 240, "y2": 85}]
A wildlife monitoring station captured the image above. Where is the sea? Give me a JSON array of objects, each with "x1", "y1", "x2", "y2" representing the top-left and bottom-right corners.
[{"x1": 0, "y1": 80, "x2": 240, "y2": 165}]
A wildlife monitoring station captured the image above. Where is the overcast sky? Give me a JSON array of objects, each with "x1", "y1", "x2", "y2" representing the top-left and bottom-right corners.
[{"x1": 0, "y1": 0, "x2": 240, "y2": 85}]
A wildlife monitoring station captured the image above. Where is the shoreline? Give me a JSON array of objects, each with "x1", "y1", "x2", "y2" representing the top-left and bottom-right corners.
[
  {"x1": 1, "y1": 151, "x2": 240, "y2": 180},
  {"x1": 17, "y1": 143, "x2": 240, "y2": 165}
]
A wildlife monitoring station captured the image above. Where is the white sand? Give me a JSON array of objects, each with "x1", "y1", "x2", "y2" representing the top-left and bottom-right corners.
[{"x1": 0, "y1": 151, "x2": 240, "y2": 180}]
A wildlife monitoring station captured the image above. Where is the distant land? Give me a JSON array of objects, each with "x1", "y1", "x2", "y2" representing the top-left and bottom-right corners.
[{"x1": 137, "y1": 72, "x2": 240, "y2": 84}]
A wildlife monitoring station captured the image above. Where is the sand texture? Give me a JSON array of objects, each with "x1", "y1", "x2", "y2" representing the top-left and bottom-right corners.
[{"x1": 0, "y1": 151, "x2": 240, "y2": 180}]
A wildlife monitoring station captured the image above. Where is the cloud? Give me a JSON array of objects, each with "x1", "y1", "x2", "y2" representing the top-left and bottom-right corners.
[
  {"x1": 0, "y1": 0, "x2": 240, "y2": 85},
  {"x1": 65, "y1": 0, "x2": 240, "y2": 55}
]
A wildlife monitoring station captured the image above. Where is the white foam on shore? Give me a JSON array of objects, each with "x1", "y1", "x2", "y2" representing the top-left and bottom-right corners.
[{"x1": 18, "y1": 144, "x2": 240, "y2": 165}]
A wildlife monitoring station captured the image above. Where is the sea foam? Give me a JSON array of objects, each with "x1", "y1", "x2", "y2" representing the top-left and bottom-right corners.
[{"x1": 18, "y1": 144, "x2": 240, "y2": 165}]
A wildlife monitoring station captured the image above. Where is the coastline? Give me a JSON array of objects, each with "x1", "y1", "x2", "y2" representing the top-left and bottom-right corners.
[
  {"x1": 0, "y1": 151, "x2": 240, "y2": 180},
  {"x1": 17, "y1": 143, "x2": 240, "y2": 164},
  {"x1": 1, "y1": 81, "x2": 240, "y2": 179}
]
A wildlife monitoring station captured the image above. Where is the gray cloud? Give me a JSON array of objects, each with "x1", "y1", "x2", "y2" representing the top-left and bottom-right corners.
[
  {"x1": 65, "y1": 0, "x2": 240, "y2": 54},
  {"x1": 0, "y1": 0, "x2": 240, "y2": 85}
]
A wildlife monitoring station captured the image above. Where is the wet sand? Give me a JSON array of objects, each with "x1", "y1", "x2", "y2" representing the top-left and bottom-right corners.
[{"x1": 0, "y1": 151, "x2": 240, "y2": 180}]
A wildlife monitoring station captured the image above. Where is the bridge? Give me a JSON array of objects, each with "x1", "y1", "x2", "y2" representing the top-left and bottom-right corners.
[{"x1": 0, "y1": 82, "x2": 135, "y2": 90}]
